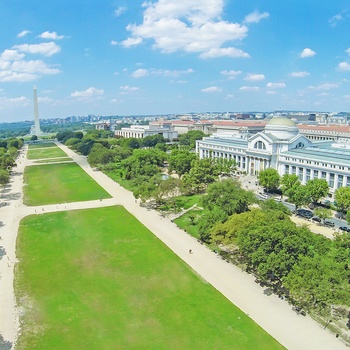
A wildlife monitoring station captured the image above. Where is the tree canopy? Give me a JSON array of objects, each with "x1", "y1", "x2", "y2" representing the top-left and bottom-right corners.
[{"x1": 258, "y1": 168, "x2": 280, "y2": 192}]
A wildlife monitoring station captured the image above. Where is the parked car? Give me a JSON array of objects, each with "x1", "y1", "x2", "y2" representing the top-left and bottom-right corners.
[
  {"x1": 335, "y1": 212, "x2": 345, "y2": 219},
  {"x1": 259, "y1": 193, "x2": 268, "y2": 199},
  {"x1": 274, "y1": 196, "x2": 282, "y2": 202},
  {"x1": 297, "y1": 209, "x2": 313, "y2": 219},
  {"x1": 339, "y1": 226, "x2": 350, "y2": 232},
  {"x1": 324, "y1": 219, "x2": 335, "y2": 227},
  {"x1": 312, "y1": 216, "x2": 321, "y2": 223}
]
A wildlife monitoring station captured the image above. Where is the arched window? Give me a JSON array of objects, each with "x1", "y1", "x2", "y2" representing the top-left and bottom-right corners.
[
  {"x1": 254, "y1": 141, "x2": 266, "y2": 150},
  {"x1": 296, "y1": 142, "x2": 305, "y2": 149}
]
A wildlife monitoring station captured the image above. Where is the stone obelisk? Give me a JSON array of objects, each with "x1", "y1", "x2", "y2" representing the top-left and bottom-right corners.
[{"x1": 33, "y1": 85, "x2": 41, "y2": 135}]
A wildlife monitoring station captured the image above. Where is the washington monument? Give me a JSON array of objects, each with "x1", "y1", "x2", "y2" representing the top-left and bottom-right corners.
[{"x1": 33, "y1": 85, "x2": 41, "y2": 135}]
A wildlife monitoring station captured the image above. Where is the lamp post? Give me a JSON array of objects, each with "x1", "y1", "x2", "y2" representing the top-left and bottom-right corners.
[{"x1": 324, "y1": 319, "x2": 332, "y2": 329}]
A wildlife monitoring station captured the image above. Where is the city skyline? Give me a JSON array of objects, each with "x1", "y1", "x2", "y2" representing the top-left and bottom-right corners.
[{"x1": 1, "y1": 0, "x2": 350, "y2": 122}]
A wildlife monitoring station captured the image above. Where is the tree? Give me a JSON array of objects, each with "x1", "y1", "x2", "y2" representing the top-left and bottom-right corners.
[
  {"x1": 202, "y1": 179, "x2": 255, "y2": 217},
  {"x1": 178, "y1": 130, "x2": 206, "y2": 149},
  {"x1": 182, "y1": 158, "x2": 218, "y2": 193},
  {"x1": 313, "y1": 207, "x2": 332, "y2": 224},
  {"x1": 305, "y1": 179, "x2": 329, "y2": 205},
  {"x1": 168, "y1": 149, "x2": 196, "y2": 177},
  {"x1": 88, "y1": 143, "x2": 114, "y2": 166},
  {"x1": 30, "y1": 135, "x2": 38, "y2": 141},
  {"x1": 258, "y1": 168, "x2": 280, "y2": 192},
  {"x1": 280, "y1": 174, "x2": 300, "y2": 197},
  {"x1": 288, "y1": 184, "x2": 309, "y2": 210},
  {"x1": 335, "y1": 187, "x2": 350, "y2": 214},
  {"x1": 0, "y1": 169, "x2": 9, "y2": 184}
]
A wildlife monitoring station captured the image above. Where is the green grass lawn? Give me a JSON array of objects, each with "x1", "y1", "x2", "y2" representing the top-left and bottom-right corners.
[
  {"x1": 27, "y1": 147, "x2": 68, "y2": 159},
  {"x1": 15, "y1": 206, "x2": 283, "y2": 350},
  {"x1": 34, "y1": 157, "x2": 73, "y2": 164},
  {"x1": 23, "y1": 163, "x2": 111, "y2": 205},
  {"x1": 28, "y1": 142, "x2": 57, "y2": 149},
  {"x1": 174, "y1": 208, "x2": 205, "y2": 239}
]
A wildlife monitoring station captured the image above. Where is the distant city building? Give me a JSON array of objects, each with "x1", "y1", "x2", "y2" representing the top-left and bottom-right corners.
[
  {"x1": 196, "y1": 117, "x2": 350, "y2": 197},
  {"x1": 115, "y1": 124, "x2": 178, "y2": 141}
]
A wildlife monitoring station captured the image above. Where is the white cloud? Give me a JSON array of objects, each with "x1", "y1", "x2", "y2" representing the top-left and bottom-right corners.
[
  {"x1": 131, "y1": 67, "x2": 194, "y2": 78},
  {"x1": 120, "y1": 37, "x2": 143, "y2": 47},
  {"x1": 289, "y1": 71, "x2": 310, "y2": 78},
  {"x1": 71, "y1": 87, "x2": 104, "y2": 98},
  {"x1": 308, "y1": 83, "x2": 339, "y2": 90},
  {"x1": 11, "y1": 60, "x2": 60, "y2": 75},
  {"x1": 329, "y1": 11, "x2": 347, "y2": 27},
  {"x1": 38, "y1": 96, "x2": 54, "y2": 103},
  {"x1": 266, "y1": 82, "x2": 286, "y2": 89},
  {"x1": 346, "y1": 48, "x2": 350, "y2": 55},
  {"x1": 38, "y1": 31, "x2": 65, "y2": 40},
  {"x1": 123, "y1": 0, "x2": 250, "y2": 59},
  {"x1": 240, "y1": 86, "x2": 259, "y2": 91},
  {"x1": 300, "y1": 48, "x2": 316, "y2": 58},
  {"x1": 0, "y1": 49, "x2": 25, "y2": 61},
  {"x1": 111, "y1": 40, "x2": 118, "y2": 46},
  {"x1": 220, "y1": 70, "x2": 242, "y2": 79},
  {"x1": 266, "y1": 90, "x2": 276, "y2": 95},
  {"x1": 338, "y1": 61, "x2": 350, "y2": 71},
  {"x1": 0, "y1": 96, "x2": 30, "y2": 106},
  {"x1": 201, "y1": 86, "x2": 222, "y2": 93},
  {"x1": 244, "y1": 11, "x2": 270, "y2": 24},
  {"x1": 132, "y1": 68, "x2": 149, "y2": 78},
  {"x1": 13, "y1": 42, "x2": 61, "y2": 56},
  {"x1": 200, "y1": 47, "x2": 249, "y2": 59},
  {"x1": 120, "y1": 85, "x2": 139, "y2": 94},
  {"x1": 245, "y1": 73, "x2": 265, "y2": 82},
  {"x1": 114, "y1": 7, "x2": 127, "y2": 17},
  {"x1": 0, "y1": 71, "x2": 37, "y2": 82},
  {"x1": 17, "y1": 30, "x2": 31, "y2": 38}
]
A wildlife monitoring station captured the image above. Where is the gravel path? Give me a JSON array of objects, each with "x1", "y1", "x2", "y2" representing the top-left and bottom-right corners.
[{"x1": 0, "y1": 143, "x2": 346, "y2": 349}]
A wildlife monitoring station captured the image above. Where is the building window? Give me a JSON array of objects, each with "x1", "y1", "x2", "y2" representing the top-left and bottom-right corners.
[
  {"x1": 313, "y1": 170, "x2": 318, "y2": 179},
  {"x1": 347, "y1": 177, "x2": 350, "y2": 187},
  {"x1": 329, "y1": 173, "x2": 335, "y2": 188},
  {"x1": 292, "y1": 166, "x2": 296, "y2": 175},
  {"x1": 306, "y1": 169, "x2": 311, "y2": 182},
  {"x1": 254, "y1": 141, "x2": 266, "y2": 150},
  {"x1": 298, "y1": 167, "x2": 304, "y2": 181},
  {"x1": 285, "y1": 165, "x2": 289, "y2": 174},
  {"x1": 338, "y1": 175, "x2": 343, "y2": 188},
  {"x1": 296, "y1": 142, "x2": 305, "y2": 149},
  {"x1": 321, "y1": 171, "x2": 327, "y2": 179}
]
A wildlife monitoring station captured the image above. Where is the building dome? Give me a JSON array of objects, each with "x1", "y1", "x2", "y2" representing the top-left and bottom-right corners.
[
  {"x1": 264, "y1": 116, "x2": 299, "y2": 140},
  {"x1": 266, "y1": 117, "x2": 296, "y2": 127}
]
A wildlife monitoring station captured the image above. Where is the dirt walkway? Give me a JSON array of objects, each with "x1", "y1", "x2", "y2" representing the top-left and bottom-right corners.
[{"x1": 0, "y1": 144, "x2": 347, "y2": 349}]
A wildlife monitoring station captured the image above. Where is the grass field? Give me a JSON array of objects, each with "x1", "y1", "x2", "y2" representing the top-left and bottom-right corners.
[
  {"x1": 23, "y1": 163, "x2": 111, "y2": 205},
  {"x1": 15, "y1": 206, "x2": 283, "y2": 350},
  {"x1": 27, "y1": 147, "x2": 68, "y2": 160},
  {"x1": 34, "y1": 157, "x2": 73, "y2": 164},
  {"x1": 28, "y1": 143, "x2": 57, "y2": 149}
]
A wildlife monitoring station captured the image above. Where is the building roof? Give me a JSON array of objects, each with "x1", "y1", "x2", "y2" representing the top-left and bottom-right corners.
[{"x1": 297, "y1": 124, "x2": 350, "y2": 133}]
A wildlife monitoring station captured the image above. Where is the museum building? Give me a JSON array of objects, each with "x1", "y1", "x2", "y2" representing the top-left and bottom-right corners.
[{"x1": 196, "y1": 116, "x2": 350, "y2": 196}]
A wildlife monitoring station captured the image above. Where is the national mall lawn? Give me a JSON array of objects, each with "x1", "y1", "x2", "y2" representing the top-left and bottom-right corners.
[
  {"x1": 15, "y1": 151, "x2": 283, "y2": 349},
  {"x1": 23, "y1": 163, "x2": 111, "y2": 205},
  {"x1": 15, "y1": 206, "x2": 283, "y2": 350}
]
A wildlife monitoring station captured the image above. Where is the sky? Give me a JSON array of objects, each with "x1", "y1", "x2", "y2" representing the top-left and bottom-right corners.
[{"x1": 1, "y1": 0, "x2": 350, "y2": 122}]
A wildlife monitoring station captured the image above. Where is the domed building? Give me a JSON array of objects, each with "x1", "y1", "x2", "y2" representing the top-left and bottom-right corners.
[{"x1": 196, "y1": 116, "x2": 350, "y2": 196}]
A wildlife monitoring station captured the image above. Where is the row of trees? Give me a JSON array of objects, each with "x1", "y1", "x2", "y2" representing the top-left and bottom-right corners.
[
  {"x1": 0, "y1": 138, "x2": 24, "y2": 184},
  {"x1": 210, "y1": 206, "x2": 350, "y2": 313},
  {"x1": 258, "y1": 168, "x2": 350, "y2": 216}
]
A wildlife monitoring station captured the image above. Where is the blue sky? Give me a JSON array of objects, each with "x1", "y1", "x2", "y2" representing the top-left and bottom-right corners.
[{"x1": 1, "y1": 0, "x2": 350, "y2": 122}]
